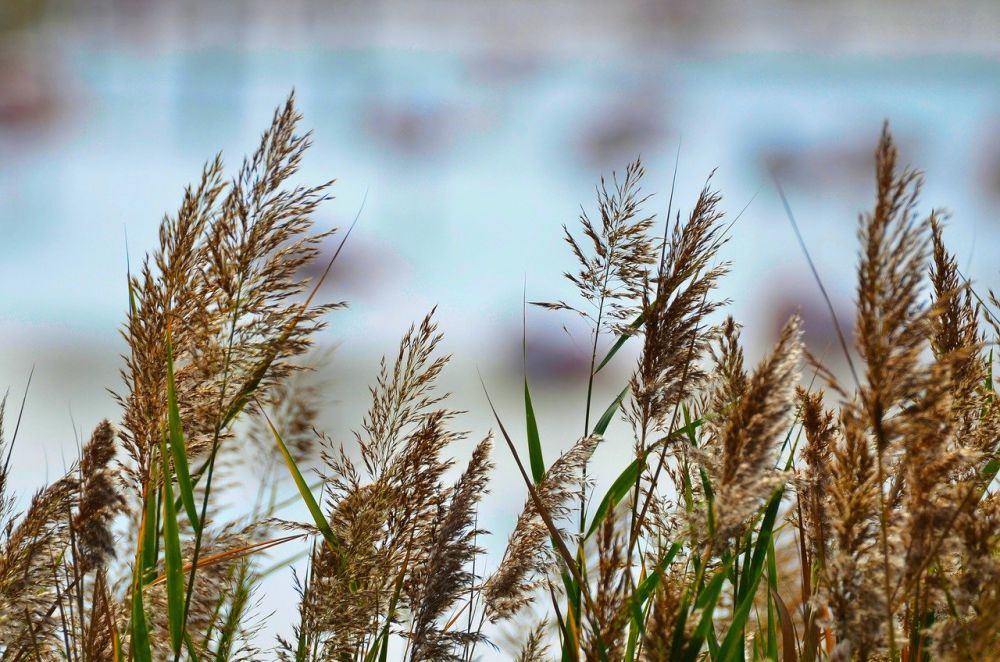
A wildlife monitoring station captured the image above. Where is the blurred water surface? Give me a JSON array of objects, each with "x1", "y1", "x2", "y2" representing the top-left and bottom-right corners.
[{"x1": 2, "y1": 2, "x2": 1000, "y2": 655}]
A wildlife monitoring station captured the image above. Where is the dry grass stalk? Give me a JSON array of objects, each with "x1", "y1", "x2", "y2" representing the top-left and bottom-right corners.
[
  {"x1": 711, "y1": 315, "x2": 802, "y2": 542},
  {"x1": 516, "y1": 618, "x2": 552, "y2": 662},
  {"x1": 629, "y1": 180, "x2": 730, "y2": 440},
  {"x1": 116, "y1": 91, "x2": 339, "y2": 493},
  {"x1": 482, "y1": 434, "x2": 600, "y2": 622},
  {"x1": 796, "y1": 387, "x2": 835, "y2": 569},
  {"x1": 534, "y1": 158, "x2": 657, "y2": 333}
]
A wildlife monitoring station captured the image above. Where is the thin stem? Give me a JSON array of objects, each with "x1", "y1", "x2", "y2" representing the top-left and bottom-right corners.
[
  {"x1": 177, "y1": 275, "x2": 245, "y2": 659},
  {"x1": 582, "y1": 261, "x2": 612, "y2": 527},
  {"x1": 876, "y1": 444, "x2": 898, "y2": 658}
]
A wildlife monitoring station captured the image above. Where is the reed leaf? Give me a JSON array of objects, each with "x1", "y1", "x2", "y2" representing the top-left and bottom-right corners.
[{"x1": 165, "y1": 329, "x2": 200, "y2": 530}]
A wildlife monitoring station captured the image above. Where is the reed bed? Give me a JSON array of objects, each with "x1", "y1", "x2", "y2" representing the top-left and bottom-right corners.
[{"x1": 1, "y1": 94, "x2": 998, "y2": 661}]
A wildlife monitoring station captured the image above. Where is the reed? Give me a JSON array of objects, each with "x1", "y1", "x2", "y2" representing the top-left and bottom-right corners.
[{"x1": 1, "y1": 96, "x2": 998, "y2": 661}]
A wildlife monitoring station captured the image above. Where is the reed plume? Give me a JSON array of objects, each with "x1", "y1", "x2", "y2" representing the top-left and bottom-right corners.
[
  {"x1": 711, "y1": 315, "x2": 802, "y2": 542},
  {"x1": 629, "y1": 180, "x2": 730, "y2": 440},
  {"x1": 73, "y1": 420, "x2": 124, "y2": 573},
  {"x1": 408, "y1": 436, "x2": 493, "y2": 660},
  {"x1": 516, "y1": 619, "x2": 551, "y2": 662},
  {"x1": 534, "y1": 158, "x2": 657, "y2": 333},
  {"x1": 116, "y1": 91, "x2": 339, "y2": 493},
  {"x1": 482, "y1": 434, "x2": 600, "y2": 622},
  {"x1": 796, "y1": 387, "x2": 835, "y2": 568}
]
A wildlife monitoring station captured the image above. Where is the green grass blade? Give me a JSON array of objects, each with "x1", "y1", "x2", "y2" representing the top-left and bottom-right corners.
[
  {"x1": 159, "y1": 433, "x2": 186, "y2": 656},
  {"x1": 592, "y1": 385, "x2": 629, "y2": 437},
  {"x1": 524, "y1": 377, "x2": 545, "y2": 484},
  {"x1": 707, "y1": 621, "x2": 721, "y2": 659},
  {"x1": 587, "y1": 412, "x2": 702, "y2": 543},
  {"x1": 130, "y1": 584, "x2": 153, "y2": 662},
  {"x1": 131, "y1": 463, "x2": 157, "y2": 662},
  {"x1": 560, "y1": 568, "x2": 581, "y2": 623},
  {"x1": 258, "y1": 403, "x2": 344, "y2": 566},
  {"x1": 740, "y1": 491, "x2": 782, "y2": 599},
  {"x1": 141, "y1": 464, "x2": 160, "y2": 584},
  {"x1": 669, "y1": 589, "x2": 693, "y2": 660},
  {"x1": 623, "y1": 595, "x2": 645, "y2": 662},
  {"x1": 682, "y1": 562, "x2": 731, "y2": 662},
  {"x1": 766, "y1": 540, "x2": 778, "y2": 661},
  {"x1": 633, "y1": 542, "x2": 682, "y2": 605},
  {"x1": 721, "y1": 591, "x2": 757, "y2": 662},
  {"x1": 166, "y1": 330, "x2": 201, "y2": 530},
  {"x1": 586, "y1": 454, "x2": 641, "y2": 540},
  {"x1": 622, "y1": 541, "x2": 681, "y2": 659},
  {"x1": 184, "y1": 631, "x2": 201, "y2": 662},
  {"x1": 681, "y1": 405, "x2": 717, "y2": 538},
  {"x1": 594, "y1": 311, "x2": 645, "y2": 374},
  {"x1": 719, "y1": 486, "x2": 785, "y2": 661}
]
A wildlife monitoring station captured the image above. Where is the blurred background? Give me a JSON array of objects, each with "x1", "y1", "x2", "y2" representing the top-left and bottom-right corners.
[{"x1": 2, "y1": 0, "x2": 1000, "y2": 654}]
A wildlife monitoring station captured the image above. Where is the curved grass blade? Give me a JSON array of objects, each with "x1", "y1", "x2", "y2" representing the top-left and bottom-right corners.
[
  {"x1": 769, "y1": 584, "x2": 799, "y2": 662},
  {"x1": 166, "y1": 330, "x2": 200, "y2": 530},
  {"x1": 681, "y1": 561, "x2": 731, "y2": 662},
  {"x1": 524, "y1": 378, "x2": 545, "y2": 484},
  {"x1": 718, "y1": 486, "x2": 785, "y2": 661},
  {"x1": 594, "y1": 311, "x2": 645, "y2": 375},
  {"x1": 586, "y1": 454, "x2": 640, "y2": 540},
  {"x1": 256, "y1": 399, "x2": 345, "y2": 569},
  {"x1": 130, "y1": 585, "x2": 153, "y2": 662},
  {"x1": 592, "y1": 385, "x2": 629, "y2": 437},
  {"x1": 159, "y1": 432, "x2": 186, "y2": 656}
]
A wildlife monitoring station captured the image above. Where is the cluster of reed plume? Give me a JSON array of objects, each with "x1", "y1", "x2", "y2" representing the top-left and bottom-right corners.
[{"x1": 1, "y1": 94, "x2": 998, "y2": 661}]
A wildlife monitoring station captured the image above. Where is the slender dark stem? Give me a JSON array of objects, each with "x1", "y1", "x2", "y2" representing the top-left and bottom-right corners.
[
  {"x1": 628, "y1": 288, "x2": 709, "y2": 557},
  {"x1": 177, "y1": 277, "x2": 245, "y2": 661},
  {"x1": 626, "y1": 143, "x2": 681, "y2": 578},
  {"x1": 774, "y1": 175, "x2": 861, "y2": 391},
  {"x1": 67, "y1": 506, "x2": 86, "y2": 660},
  {"x1": 3, "y1": 364, "x2": 35, "y2": 477},
  {"x1": 875, "y1": 437, "x2": 898, "y2": 658}
]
